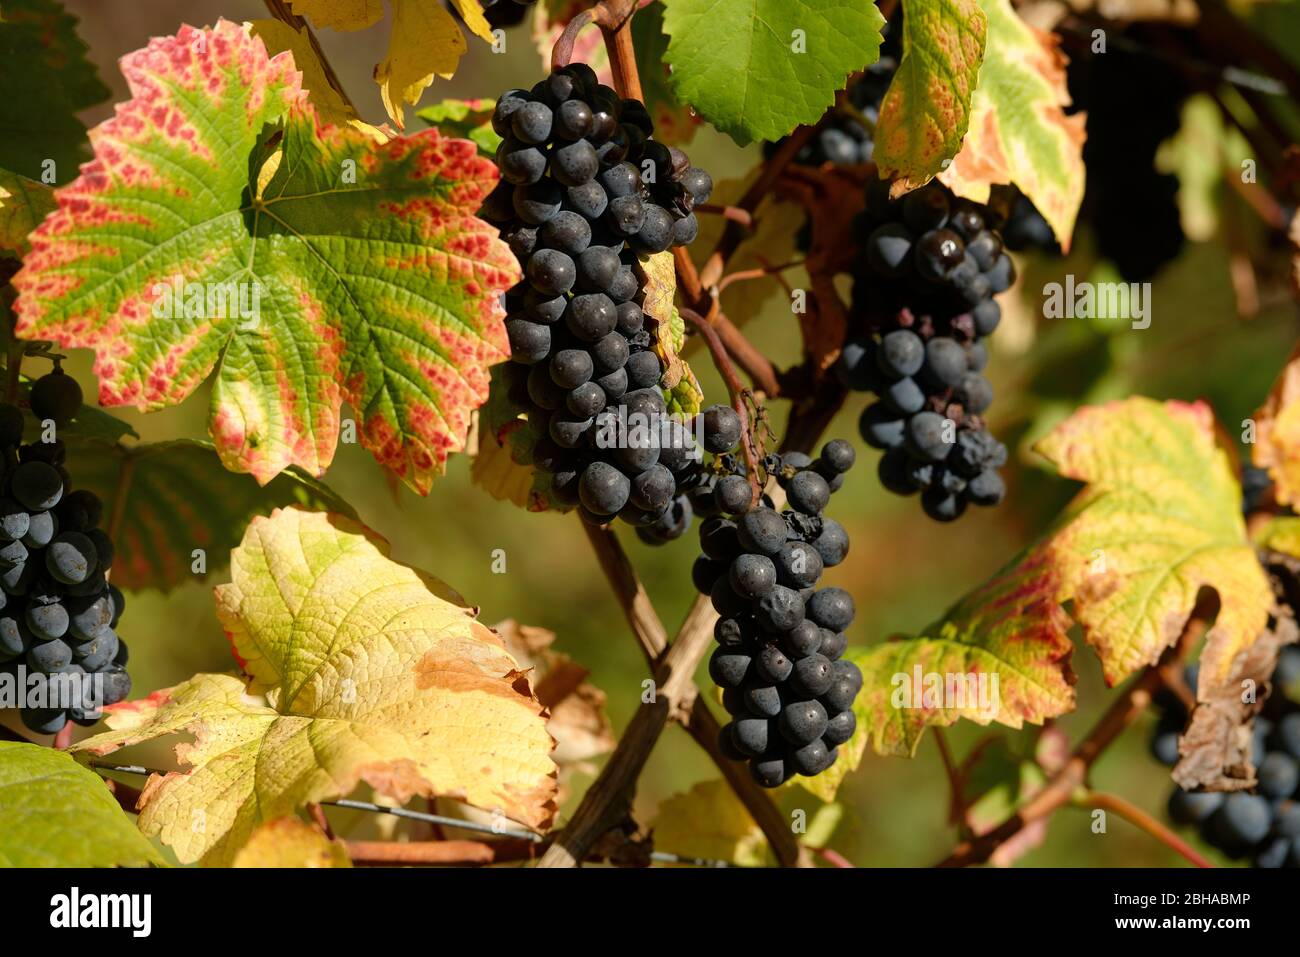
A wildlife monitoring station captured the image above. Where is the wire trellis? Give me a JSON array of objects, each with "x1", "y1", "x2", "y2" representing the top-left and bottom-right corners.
[{"x1": 91, "y1": 763, "x2": 737, "y2": 868}]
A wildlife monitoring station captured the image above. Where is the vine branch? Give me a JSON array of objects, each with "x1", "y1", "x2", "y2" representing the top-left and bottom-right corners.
[
  {"x1": 936, "y1": 592, "x2": 1218, "y2": 867},
  {"x1": 1082, "y1": 791, "x2": 1213, "y2": 868}
]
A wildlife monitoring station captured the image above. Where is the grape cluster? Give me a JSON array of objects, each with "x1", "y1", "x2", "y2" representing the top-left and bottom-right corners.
[
  {"x1": 0, "y1": 371, "x2": 130, "y2": 735},
  {"x1": 481, "y1": 63, "x2": 723, "y2": 543},
  {"x1": 693, "y1": 441, "x2": 863, "y2": 788},
  {"x1": 838, "y1": 180, "x2": 1011, "y2": 522},
  {"x1": 1151, "y1": 650, "x2": 1300, "y2": 867}
]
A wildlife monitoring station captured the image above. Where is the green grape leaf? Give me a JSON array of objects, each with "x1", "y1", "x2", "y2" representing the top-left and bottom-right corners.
[
  {"x1": 937, "y1": 0, "x2": 1086, "y2": 250},
  {"x1": 855, "y1": 550, "x2": 1076, "y2": 757},
  {"x1": 875, "y1": 0, "x2": 987, "y2": 192},
  {"x1": 0, "y1": 168, "x2": 56, "y2": 257},
  {"x1": 418, "y1": 99, "x2": 502, "y2": 157},
  {"x1": 73, "y1": 507, "x2": 557, "y2": 865},
  {"x1": 662, "y1": 0, "x2": 886, "y2": 146},
  {"x1": 65, "y1": 436, "x2": 355, "y2": 592},
  {"x1": 1035, "y1": 397, "x2": 1272, "y2": 691},
  {"x1": 631, "y1": 2, "x2": 699, "y2": 146},
  {"x1": 0, "y1": 0, "x2": 109, "y2": 183},
  {"x1": 11, "y1": 20, "x2": 520, "y2": 494},
  {"x1": 0, "y1": 741, "x2": 164, "y2": 867}
]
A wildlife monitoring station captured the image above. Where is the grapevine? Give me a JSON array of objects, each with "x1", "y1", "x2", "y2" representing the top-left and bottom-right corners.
[{"x1": 0, "y1": 0, "x2": 1295, "y2": 896}]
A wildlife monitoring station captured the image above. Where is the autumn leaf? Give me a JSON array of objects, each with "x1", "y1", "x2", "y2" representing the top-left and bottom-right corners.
[
  {"x1": 1036, "y1": 397, "x2": 1272, "y2": 691},
  {"x1": 232, "y1": 817, "x2": 351, "y2": 867},
  {"x1": 247, "y1": 18, "x2": 387, "y2": 141},
  {"x1": 418, "y1": 98, "x2": 502, "y2": 156},
  {"x1": 1251, "y1": 343, "x2": 1300, "y2": 508},
  {"x1": 375, "y1": 0, "x2": 467, "y2": 129},
  {"x1": 12, "y1": 20, "x2": 519, "y2": 494},
  {"x1": 875, "y1": 0, "x2": 987, "y2": 193},
  {"x1": 287, "y1": 0, "x2": 384, "y2": 32},
  {"x1": 72, "y1": 507, "x2": 557, "y2": 866},
  {"x1": 0, "y1": 168, "x2": 55, "y2": 257},
  {"x1": 937, "y1": 0, "x2": 1086, "y2": 251},
  {"x1": 650, "y1": 780, "x2": 769, "y2": 866},
  {"x1": 0, "y1": 742, "x2": 163, "y2": 867},
  {"x1": 635, "y1": 251, "x2": 702, "y2": 411},
  {"x1": 855, "y1": 550, "x2": 1076, "y2": 757}
]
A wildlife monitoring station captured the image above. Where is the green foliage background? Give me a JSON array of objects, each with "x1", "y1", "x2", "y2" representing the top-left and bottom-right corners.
[{"x1": 2, "y1": 0, "x2": 1297, "y2": 867}]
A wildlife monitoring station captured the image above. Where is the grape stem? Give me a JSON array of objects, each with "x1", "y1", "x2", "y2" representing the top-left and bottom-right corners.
[
  {"x1": 550, "y1": 8, "x2": 594, "y2": 71},
  {"x1": 549, "y1": 530, "x2": 806, "y2": 866},
  {"x1": 694, "y1": 204, "x2": 753, "y2": 227},
  {"x1": 716, "y1": 258, "x2": 805, "y2": 295},
  {"x1": 932, "y1": 728, "x2": 970, "y2": 829},
  {"x1": 1079, "y1": 791, "x2": 1214, "y2": 868},
  {"x1": 936, "y1": 590, "x2": 1219, "y2": 867},
  {"x1": 680, "y1": 305, "x2": 765, "y2": 503}
]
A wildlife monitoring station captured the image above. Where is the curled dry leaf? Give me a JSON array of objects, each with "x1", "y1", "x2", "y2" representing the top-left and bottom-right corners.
[
  {"x1": 1173, "y1": 598, "x2": 1298, "y2": 792},
  {"x1": 493, "y1": 619, "x2": 615, "y2": 771},
  {"x1": 72, "y1": 507, "x2": 557, "y2": 866},
  {"x1": 1250, "y1": 344, "x2": 1300, "y2": 508}
]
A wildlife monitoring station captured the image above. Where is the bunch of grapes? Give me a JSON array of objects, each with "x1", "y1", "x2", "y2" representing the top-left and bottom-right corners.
[
  {"x1": 693, "y1": 441, "x2": 863, "y2": 787},
  {"x1": 480, "y1": 63, "x2": 724, "y2": 543},
  {"x1": 0, "y1": 370, "x2": 129, "y2": 735},
  {"x1": 1151, "y1": 650, "x2": 1300, "y2": 867},
  {"x1": 839, "y1": 180, "x2": 1011, "y2": 522}
]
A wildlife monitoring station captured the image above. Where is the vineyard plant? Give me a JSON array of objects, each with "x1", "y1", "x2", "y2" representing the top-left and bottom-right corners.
[{"x1": 4, "y1": 0, "x2": 1300, "y2": 895}]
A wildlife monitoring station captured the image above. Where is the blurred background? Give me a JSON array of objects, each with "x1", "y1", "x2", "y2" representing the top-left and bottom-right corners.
[{"x1": 6, "y1": 0, "x2": 1299, "y2": 866}]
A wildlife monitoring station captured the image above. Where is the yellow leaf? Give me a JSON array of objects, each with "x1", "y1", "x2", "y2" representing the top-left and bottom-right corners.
[
  {"x1": 471, "y1": 417, "x2": 537, "y2": 510},
  {"x1": 650, "y1": 780, "x2": 769, "y2": 866},
  {"x1": 73, "y1": 507, "x2": 557, "y2": 865},
  {"x1": 1035, "y1": 397, "x2": 1271, "y2": 690},
  {"x1": 0, "y1": 169, "x2": 55, "y2": 258},
  {"x1": 232, "y1": 817, "x2": 351, "y2": 867},
  {"x1": 249, "y1": 19, "x2": 363, "y2": 133},
  {"x1": 287, "y1": 0, "x2": 383, "y2": 31},
  {"x1": 448, "y1": 0, "x2": 495, "y2": 44},
  {"x1": 375, "y1": 0, "x2": 467, "y2": 129},
  {"x1": 1252, "y1": 343, "x2": 1300, "y2": 509}
]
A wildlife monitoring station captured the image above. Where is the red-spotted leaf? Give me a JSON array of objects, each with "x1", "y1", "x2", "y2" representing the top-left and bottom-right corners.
[
  {"x1": 11, "y1": 20, "x2": 519, "y2": 493},
  {"x1": 856, "y1": 549, "x2": 1076, "y2": 757}
]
